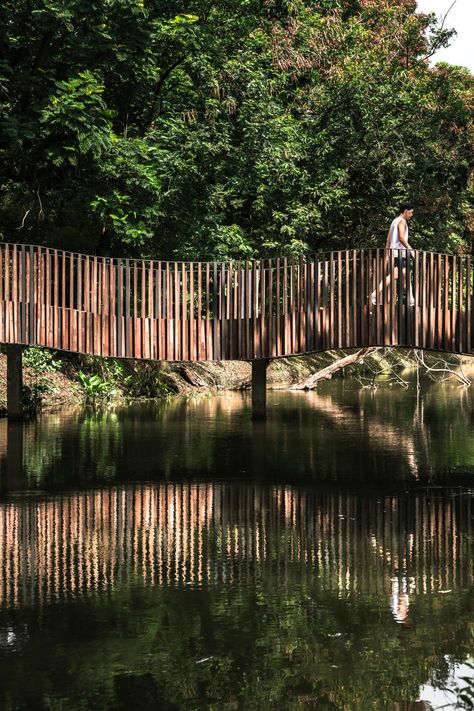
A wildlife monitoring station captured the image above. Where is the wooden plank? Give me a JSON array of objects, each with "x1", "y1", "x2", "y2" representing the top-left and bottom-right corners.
[
  {"x1": 51, "y1": 249, "x2": 58, "y2": 349},
  {"x1": 212, "y1": 262, "x2": 218, "y2": 361},
  {"x1": 61, "y1": 251, "x2": 66, "y2": 349},
  {"x1": 4, "y1": 244, "x2": 10, "y2": 343},
  {"x1": 344, "y1": 251, "x2": 350, "y2": 348},
  {"x1": 205, "y1": 262, "x2": 210, "y2": 360},
  {"x1": 443, "y1": 255, "x2": 449, "y2": 352},
  {"x1": 290, "y1": 258, "x2": 295, "y2": 354},
  {"x1": 298, "y1": 255, "x2": 304, "y2": 353},
  {"x1": 110, "y1": 261, "x2": 116, "y2": 357},
  {"x1": 156, "y1": 261, "x2": 162, "y2": 359},
  {"x1": 29, "y1": 246, "x2": 35, "y2": 344},
  {"x1": 228, "y1": 261, "x2": 233, "y2": 359},
  {"x1": 413, "y1": 251, "x2": 419, "y2": 348},
  {"x1": 167, "y1": 263, "x2": 173, "y2": 360},
  {"x1": 283, "y1": 257, "x2": 288, "y2": 355},
  {"x1": 450, "y1": 255, "x2": 456, "y2": 352},
  {"x1": 102, "y1": 260, "x2": 109, "y2": 357},
  {"x1": 466, "y1": 255, "x2": 474, "y2": 354},
  {"x1": 337, "y1": 251, "x2": 342, "y2": 348},
  {"x1": 189, "y1": 262, "x2": 195, "y2": 361},
  {"x1": 314, "y1": 255, "x2": 320, "y2": 351},
  {"x1": 353, "y1": 252, "x2": 358, "y2": 347},
  {"x1": 19, "y1": 246, "x2": 26, "y2": 343},
  {"x1": 220, "y1": 262, "x2": 226, "y2": 360},
  {"x1": 458, "y1": 256, "x2": 463, "y2": 354},
  {"x1": 259, "y1": 259, "x2": 265, "y2": 358},
  {"x1": 359, "y1": 251, "x2": 365, "y2": 347},
  {"x1": 69, "y1": 252, "x2": 75, "y2": 352},
  {"x1": 390, "y1": 250, "x2": 396, "y2": 346},
  {"x1": 436, "y1": 254, "x2": 442, "y2": 350}
]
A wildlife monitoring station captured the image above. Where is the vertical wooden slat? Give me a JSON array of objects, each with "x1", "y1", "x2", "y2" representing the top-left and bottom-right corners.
[
  {"x1": 226, "y1": 262, "x2": 234, "y2": 360},
  {"x1": 337, "y1": 252, "x2": 342, "y2": 349},
  {"x1": 443, "y1": 255, "x2": 450, "y2": 352},
  {"x1": 458, "y1": 256, "x2": 463, "y2": 354},
  {"x1": 179, "y1": 262, "x2": 185, "y2": 361},
  {"x1": 275, "y1": 258, "x2": 281, "y2": 356},
  {"x1": 436, "y1": 254, "x2": 442, "y2": 350},
  {"x1": 220, "y1": 262, "x2": 226, "y2": 360},
  {"x1": 117, "y1": 260, "x2": 123, "y2": 358},
  {"x1": 329, "y1": 253, "x2": 335, "y2": 349},
  {"x1": 0, "y1": 245, "x2": 3, "y2": 343},
  {"x1": 19, "y1": 246, "x2": 26, "y2": 343},
  {"x1": 314, "y1": 255, "x2": 320, "y2": 351},
  {"x1": 109, "y1": 261, "x2": 116, "y2": 357},
  {"x1": 352, "y1": 252, "x2": 357, "y2": 347},
  {"x1": 344, "y1": 251, "x2": 350, "y2": 348},
  {"x1": 206, "y1": 262, "x2": 211, "y2": 360},
  {"x1": 283, "y1": 258, "x2": 288, "y2": 356},
  {"x1": 298, "y1": 255, "x2": 304, "y2": 353},
  {"x1": 321, "y1": 256, "x2": 328, "y2": 350},
  {"x1": 211, "y1": 262, "x2": 217, "y2": 360},
  {"x1": 12, "y1": 244, "x2": 18, "y2": 343},
  {"x1": 397, "y1": 250, "x2": 404, "y2": 347},
  {"x1": 359, "y1": 251, "x2": 365, "y2": 347},
  {"x1": 69, "y1": 252, "x2": 75, "y2": 352},
  {"x1": 466, "y1": 256, "x2": 471, "y2": 354},
  {"x1": 148, "y1": 260, "x2": 154, "y2": 360},
  {"x1": 234, "y1": 262, "x2": 241, "y2": 360},
  {"x1": 61, "y1": 251, "x2": 67, "y2": 349},
  {"x1": 156, "y1": 261, "x2": 162, "y2": 359},
  {"x1": 450, "y1": 255, "x2": 456, "y2": 352},
  {"x1": 268, "y1": 260, "x2": 274, "y2": 357},
  {"x1": 428, "y1": 252, "x2": 435, "y2": 350},
  {"x1": 189, "y1": 262, "x2": 195, "y2": 361},
  {"x1": 252, "y1": 260, "x2": 258, "y2": 359},
  {"x1": 413, "y1": 251, "x2": 419, "y2": 348},
  {"x1": 29, "y1": 246, "x2": 35, "y2": 344},
  {"x1": 167, "y1": 263, "x2": 173, "y2": 361},
  {"x1": 53, "y1": 249, "x2": 61, "y2": 348},
  {"x1": 259, "y1": 259, "x2": 265, "y2": 358},
  {"x1": 174, "y1": 263, "x2": 179, "y2": 361},
  {"x1": 390, "y1": 250, "x2": 396, "y2": 346}
]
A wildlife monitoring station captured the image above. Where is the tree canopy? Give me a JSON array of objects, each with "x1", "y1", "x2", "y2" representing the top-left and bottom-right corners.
[{"x1": 1, "y1": 0, "x2": 473, "y2": 260}]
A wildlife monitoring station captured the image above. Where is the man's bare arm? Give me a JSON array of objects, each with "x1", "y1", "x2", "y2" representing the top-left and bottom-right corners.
[{"x1": 397, "y1": 219, "x2": 415, "y2": 257}]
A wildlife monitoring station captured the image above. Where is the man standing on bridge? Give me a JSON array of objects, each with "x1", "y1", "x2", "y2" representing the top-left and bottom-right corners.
[{"x1": 371, "y1": 202, "x2": 415, "y2": 307}]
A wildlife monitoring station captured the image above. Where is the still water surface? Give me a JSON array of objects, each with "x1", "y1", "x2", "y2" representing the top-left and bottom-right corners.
[{"x1": 0, "y1": 382, "x2": 473, "y2": 710}]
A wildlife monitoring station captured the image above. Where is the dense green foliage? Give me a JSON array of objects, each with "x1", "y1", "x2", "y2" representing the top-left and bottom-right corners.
[{"x1": 1, "y1": 0, "x2": 473, "y2": 260}]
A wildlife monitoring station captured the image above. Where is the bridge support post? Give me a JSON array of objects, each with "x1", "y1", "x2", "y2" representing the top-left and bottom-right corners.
[
  {"x1": 251, "y1": 359, "x2": 269, "y2": 421},
  {"x1": 7, "y1": 345, "x2": 24, "y2": 421}
]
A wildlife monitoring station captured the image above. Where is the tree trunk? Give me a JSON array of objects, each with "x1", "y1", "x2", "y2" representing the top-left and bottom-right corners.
[{"x1": 290, "y1": 347, "x2": 379, "y2": 390}]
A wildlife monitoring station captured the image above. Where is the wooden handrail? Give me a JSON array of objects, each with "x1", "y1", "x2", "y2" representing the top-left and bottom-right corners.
[{"x1": 0, "y1": 243, "x2": 472, "y2": 358}]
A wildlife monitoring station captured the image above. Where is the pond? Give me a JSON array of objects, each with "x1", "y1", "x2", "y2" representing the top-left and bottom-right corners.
[{"x1": 0, "y1": 381, "x2": 473, "y2": 710}]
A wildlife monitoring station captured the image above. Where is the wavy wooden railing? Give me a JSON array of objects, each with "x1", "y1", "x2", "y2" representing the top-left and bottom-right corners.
[{"x1": 0, "y1": 243, "x2": 472, "y2": 358}]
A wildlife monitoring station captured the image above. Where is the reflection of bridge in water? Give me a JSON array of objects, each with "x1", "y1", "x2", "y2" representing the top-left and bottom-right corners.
[{"x1": 0, "y1": 484, "x2": 472, "y2": 617}]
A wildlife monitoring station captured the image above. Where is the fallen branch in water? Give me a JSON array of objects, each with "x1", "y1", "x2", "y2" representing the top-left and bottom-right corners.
[
  {"x1": 290, "y1": 347, "x2": 380, "y2": 390},
  {"x1": 412, "y1": 349, "x2": 471, "y2": 387}
]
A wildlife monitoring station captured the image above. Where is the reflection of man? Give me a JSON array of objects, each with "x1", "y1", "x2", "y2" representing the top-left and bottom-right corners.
[
  {"x1": 390, "y1": 574, "x2": 412, "y2": 625},
  {"x1": 372, "y1": 202, "x2": 415, "y2": 306}
]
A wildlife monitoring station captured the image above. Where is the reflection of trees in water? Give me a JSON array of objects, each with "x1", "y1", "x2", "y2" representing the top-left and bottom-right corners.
[
  {"x1": 1, "y1": 384, "x2": 472, "y2": 489},
  {"x1": 0, "y1": 483, "x2": 471, "y2": 614}
]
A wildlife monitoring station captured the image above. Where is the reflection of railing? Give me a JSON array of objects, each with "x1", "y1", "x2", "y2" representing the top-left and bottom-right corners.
[
  {"x1": 0, "y1": 243, "x2": 472, "y2": 358},
  {"x1": 0, "y1": 484, "x2": 471, "y2": 609}
]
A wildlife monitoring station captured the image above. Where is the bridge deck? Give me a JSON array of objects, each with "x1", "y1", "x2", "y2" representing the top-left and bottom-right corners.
[{"x1": 0, "y1": 243, "x2": 472, "y2": 358}]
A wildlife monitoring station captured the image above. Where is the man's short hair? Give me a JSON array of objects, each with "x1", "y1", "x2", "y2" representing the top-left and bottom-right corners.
[{"x1": 399, "y1": 201, "x2": 414, "y2": 213}]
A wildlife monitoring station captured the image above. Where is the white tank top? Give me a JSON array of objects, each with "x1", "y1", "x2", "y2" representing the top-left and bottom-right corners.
[{"x1": 388, "y1": 216, "x2": 408, "y2": 251}]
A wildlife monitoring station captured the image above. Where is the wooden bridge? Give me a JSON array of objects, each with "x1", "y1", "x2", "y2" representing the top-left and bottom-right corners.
[{"x1": 1, "y1": 242, "x2": 472, "y2": 418}]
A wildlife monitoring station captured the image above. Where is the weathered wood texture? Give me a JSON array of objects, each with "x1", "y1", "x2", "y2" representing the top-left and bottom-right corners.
[{"x1": 0, "y1": 244, "x2": 472, "y2": 358}]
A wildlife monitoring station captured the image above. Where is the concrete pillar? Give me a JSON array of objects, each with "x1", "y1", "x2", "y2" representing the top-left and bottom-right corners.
[
  {"x1": 251, "y1": 359, "x2": 269, "y2": 421},
  {"x1": 7, "y1": 345, "x2": 24, "y2": 421}
]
